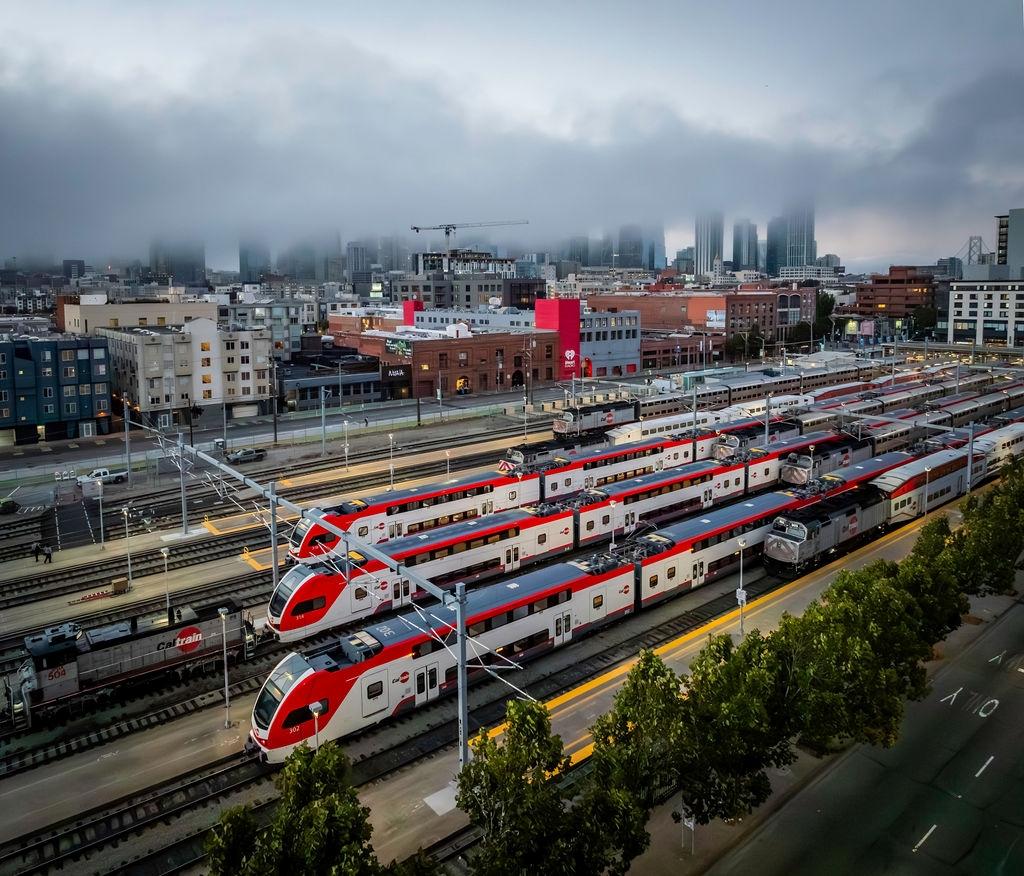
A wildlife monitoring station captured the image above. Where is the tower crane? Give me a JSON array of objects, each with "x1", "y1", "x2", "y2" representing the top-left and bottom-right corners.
[{"x1": 410, "y1": 219, "x2": 529, "y2": 254}]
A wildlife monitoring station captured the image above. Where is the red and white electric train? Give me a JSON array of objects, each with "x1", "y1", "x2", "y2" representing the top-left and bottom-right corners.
[
  {"x1": 267, "y1": 431, "x2": 898, "y2": 640},
  {"x1": 248, "y1": 450, "x2": 932, "y2": 762}
]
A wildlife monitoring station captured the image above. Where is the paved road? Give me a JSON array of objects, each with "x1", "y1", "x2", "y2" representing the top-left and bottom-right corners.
[{"x1": 709, "y1": 598, "x2": 1024, "y2": 876}]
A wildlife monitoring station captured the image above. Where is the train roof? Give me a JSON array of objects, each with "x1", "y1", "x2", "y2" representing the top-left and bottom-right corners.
[
  {"x1": 24, "y1": 599, "x2": 242, "y2": 658},
  {"x1": 971, "y1": 421, "x2": 1024, "y2": 447},
  {"x1": 870, "y1": 448, "x2": 966, "y2": 491},
  {"x1": 307, "y1": 558, "x2": 628, "y2": 666},
  {"x1": 586, "y1": 457, "x2": 742, "y2": 502},
  {"x1": 642, "y1": 490, "x2": 807, "y2": 549},
  {"x1": 772, "y1": 484, "x2": 881, "y2": 526},
  {"x1": 323, "y1": 469, "x2": 531, "y2": 513},
  {"x1": 548, "y1": 436, "x2": 669, "y2": 467},
  {"x1": 748, "y1": 429, "x2": 848, "y2": 456},
  {"x1": 817, "y1": 451, "x2": 916, "y2": 488},
  {"x1": 993, "y1": 404, "x2": 1024, "y2": 424}
]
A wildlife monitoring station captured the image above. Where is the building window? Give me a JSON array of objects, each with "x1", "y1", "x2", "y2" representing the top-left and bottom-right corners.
[
  {"x1": 42, "y1": 404, "x2": 53, "y2": 414},
  {"x1": 63, "y1": 385, "x2": 76, "y2": 398},
  {"x1": 77, "y1": 348, "x2": 88, "y2": 360},
  {"x1": 61, "y1": 350, "x2": 74, "y2": 362},
  {"x1": 96, "y1": 399, "x2": 108, "y2": 411},
  {"x1": 202, "y1": 374, "x2": 212, "y2": 384},
  {"x1": 43, "y1": 387, "x2": 54, "y2": 398},
  {"x1": 201, "y1": 357, "x2": 211, "y2": 367},
  {"x1": 94, "y1": 383, "x2": 105, "y2": 394},
  {"x1": 201, "y1": 342, "x2": 211, "y2": 352},
  {"x1": 203, "y1": 389, "x2": 213, "y2": 399},
  {"x1": 95, "y1": 363, "x2": 106, "y2": 375},
  {"x1": 64, "y1": 402, "x2": 77, "y2": 414},
  {"x1": 0, "y1": 354, "x2": 5, "y2": 364},
  {"x1": 0, "y1": 391, "x2": 6, "y2": 402},
  {"x1": 79, "y1": 384, "x2": 91, "y2": 395},
  {"x1": 138, "y1": 317, "x2": 148, "y2": 326},
  {"x1": 93, "y1": 349, "x2": 105, "y2": 359}
]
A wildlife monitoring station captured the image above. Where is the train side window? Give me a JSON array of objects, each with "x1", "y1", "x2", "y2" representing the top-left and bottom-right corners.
[
  {"x1": 509, "y1": 490, "x2": 517, "y2": 500},
  {"x1": 561, "y1": 588, "x2": 572, "y2": 603},
  {"x1": 538, "y1": 533, "x2": 547, "y2": 545},
  {"x1": 357, "y1": 526, "x2": 369, "y2": 537},
  {"x1": 667, "y1": 567, "x2": 676, "y2": 580},
  {"x1": 549, "y1": 481, "x2": 559, "y2": 492},
  {"x1": 416, "y1": 673, "x2": 425, "y2": 694},
  {"x1": 292, "y1": 596, "x2": 326, "y2": 616},
  {"x1": 586, "y1": 520, "x2": 595, "y2": 531},
  {"x1": 649, "y1": 574, "x2": 659, "y2": 588},
  {"x1": 353, "y1": 587, "x2": 368, "y2": 601},
  {"x1": 593, "y1": 594, "x2": 604, "y2": 609},
  {"x1": 602, "y1": 515, "x2": 610, "y2": 525},
  {"x1": 282, "y1": 700, "x2": 327, "y2": 729},
  {"x1": 469, "y1": 621, "x2": 486, "y2": 636},
  {"x1": 512, "y1": 605, "x2": 530, "y2": 622},
  {"x1": 564, "y1": 479, "x2": 571, "y2": 488},
  {"x1": 366, "y1": 681, "x2": 384, "y2": 699}
]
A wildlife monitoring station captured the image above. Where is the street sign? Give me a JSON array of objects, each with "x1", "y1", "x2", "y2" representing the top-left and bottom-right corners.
[{"x1": 735, "y1": 588, "x2": 747, "y2": 606}]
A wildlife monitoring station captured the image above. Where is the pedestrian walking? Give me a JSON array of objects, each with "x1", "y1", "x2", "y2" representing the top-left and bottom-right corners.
[
  {"x1": 363, "y1": 417, "x2": 369, "y2": 427},
  {"x1": 43, "y1": 545, "x2": 53, "y2": 564},
  {"x1": 32, "y1": 541, "x2": 41, "y2": 562}
]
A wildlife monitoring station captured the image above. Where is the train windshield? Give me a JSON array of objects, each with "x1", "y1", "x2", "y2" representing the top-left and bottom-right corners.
[
  {"x1": 292, "y1": 518, "x2": 312, "y2": 539},
  {"x1": 253, "y1": 653, "x2": 312, "y2": 730},
  {"x1": 771, "y1": 517, "x2": 807, "y2": 540},
  {"x1": 269, "y1": 567, "x2": 309, "y2": 618}
]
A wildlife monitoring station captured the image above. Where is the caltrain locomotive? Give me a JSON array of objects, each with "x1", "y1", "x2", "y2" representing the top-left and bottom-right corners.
[
  {"x1": 4, "y1": 602, "x2": 255, "y2": 729},
  {"x1": 248, "y1": 425, "x2": 1024, "y2": 764}
]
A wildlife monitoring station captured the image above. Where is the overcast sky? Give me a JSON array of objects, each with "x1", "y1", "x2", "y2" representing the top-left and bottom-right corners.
[{"x1": 2, "y1": 0, "x2": 1023, "y2": 272}]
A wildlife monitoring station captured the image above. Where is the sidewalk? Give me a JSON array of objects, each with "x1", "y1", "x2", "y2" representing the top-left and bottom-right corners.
[{"x1": 628, "y1": 581, "x2": 1024, "y2": 874}]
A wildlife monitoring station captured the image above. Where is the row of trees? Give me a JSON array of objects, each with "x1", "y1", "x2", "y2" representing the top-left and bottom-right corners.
[
  {"x1": 456, "y1": 460, "x2": 1024, "y2": 873},
  {"x1": 207, "y1": 462, "x2": 1024, "y2": 875}
]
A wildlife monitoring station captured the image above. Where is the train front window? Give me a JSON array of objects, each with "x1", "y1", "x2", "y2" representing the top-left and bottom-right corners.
[
  {"x1": 253, "y1": 653, "x2": 311, "y2": 730},
  {"x1": 268, "y1": 570, "x2": 305, "y2": 618},
  {"x1": 292, "y1": 518, "x2": 312, "y2": 539}
]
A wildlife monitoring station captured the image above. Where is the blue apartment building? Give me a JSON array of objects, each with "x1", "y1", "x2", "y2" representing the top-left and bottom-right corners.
[{"x1": 0, "y1": 336, "x2": 112, "y2": 444}]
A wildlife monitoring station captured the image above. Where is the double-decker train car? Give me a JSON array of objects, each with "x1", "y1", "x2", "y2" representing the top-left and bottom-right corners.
[
  {"x1": 762, "y1": 423, "x2": 1024, "y2": 575},
  {"x1": 290, "y1": 470, "x2": 541, "y2": 562},
  {"x1": 5, "y1": 602, "x2": 255, "y2": 729}
]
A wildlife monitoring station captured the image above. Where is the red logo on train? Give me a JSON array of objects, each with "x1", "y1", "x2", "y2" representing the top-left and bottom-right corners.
[
  {"x1": 175, "y1": 626, "x2": 204, "y2": 653},
  {"x1": 399, "y1": 671, "x2": 410, "y2": 684}
]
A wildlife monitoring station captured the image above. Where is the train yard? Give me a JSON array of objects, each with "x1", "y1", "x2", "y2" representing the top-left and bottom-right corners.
[{"x1": 1, "y1": 358, "x2": 1022, "y2": 875}]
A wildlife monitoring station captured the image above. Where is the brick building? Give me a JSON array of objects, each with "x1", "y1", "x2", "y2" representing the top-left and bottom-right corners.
[{"x1": 853, "y1": 267, "x2": 935, "y2": 317}]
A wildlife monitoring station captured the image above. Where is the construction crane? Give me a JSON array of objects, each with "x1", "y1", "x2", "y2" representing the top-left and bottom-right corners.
[{"x1": 410, "y1": 219, "x2": 528, "y2": 254}]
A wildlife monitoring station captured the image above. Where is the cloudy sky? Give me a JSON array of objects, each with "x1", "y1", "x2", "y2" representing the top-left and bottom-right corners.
[{"x1": 2, "y1": 0, "x2": 1023, "y2": 271}]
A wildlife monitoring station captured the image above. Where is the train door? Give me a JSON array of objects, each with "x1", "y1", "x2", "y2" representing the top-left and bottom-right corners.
[
  {"x1": 388, "y1": 521, "x2": 404, "y2": 539},
  {"x1": 482, "y1": 499, "x2": 494, "y2": 515},
  {"x1": 553, "y1": 608, "x2": 573, "y2": 645},
  {"x1": 691, "y1": 559, "x2": 705, "y2": 588},
  {"x1": 584, "y1": 475, "x2": 594, "y2": 489},
  {"x1": 623, "y1": 511, "x2": 637, "y2": 535},
  {"x1": 505, "y1": 545, "x2": 521, "y2": 571},
  {"x1": 392, "y1": 578, "x2": 412, "y2": 607},
  {"x1": 360, "y1": 669, "x2": 389, "y2": 718},
  {"x1": 415, "y1": 663, "x2": 439, "y2": 706},
  {"x1": 702, "y1": 485, "x2": 714, "y2": 508}
]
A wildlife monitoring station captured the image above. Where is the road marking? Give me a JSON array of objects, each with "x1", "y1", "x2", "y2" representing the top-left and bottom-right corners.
[
  {"x1": 940, "y1": 687, "x2": 962, "y2": 705},
  {"x1": 975, "y1": 755, "x2": 994, "y2": 778},
  {"x1": 989, "y1": 650, "x2": 1005, "y2": 665},
  {"x1": 913, "y1": 824, "x2": 937, "y2": 852}
]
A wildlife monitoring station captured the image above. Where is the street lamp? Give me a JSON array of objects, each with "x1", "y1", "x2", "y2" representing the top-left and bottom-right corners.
[
  {"x1": 343, "y1": 419, "x2": 350, "y2": 471},
  {"x1": 388, "y1": 433, "x2": 395, "y2": 490},
  {"x1": 218, "y1": 607, "x2": 230, "y2": 728},
  {"x1": 737, "y1": 538, "x2": 748, "y2": 638},
  {"x1": 523, "y1": 394, "x2": 529, "y2": 440},
  {"x1": 310, "y1": 700, "x2": 323, "y2": 750},
  {"x1": 445, "y1": 449, "x2": 451, "y2": 478},
  {"x1": 609, "y1": 499, "x2": 617, "y2": 550},
  {"x1": 121, "y1": 506, "x2": 133, "y2": 589},
  {"x1": 160, "y1": 547, "x2": 170, "y2": 615},
  {"x1": 923, "y1": 466, "x2": 932, "y2": 516}
]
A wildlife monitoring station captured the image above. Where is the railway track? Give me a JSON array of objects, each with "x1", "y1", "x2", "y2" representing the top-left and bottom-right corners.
[{"x1": 0, "y1": 572, "x2": 783, "y2": 875}]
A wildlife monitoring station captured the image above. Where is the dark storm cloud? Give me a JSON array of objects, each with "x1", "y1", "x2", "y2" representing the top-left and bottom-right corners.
[{"x1": 1, "y1": 33, "x2": 1022, "y2": 269}]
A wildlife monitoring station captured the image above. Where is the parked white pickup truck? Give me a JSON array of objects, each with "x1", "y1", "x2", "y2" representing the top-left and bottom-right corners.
[{"x1": 76, "y1": 467, "x2": 128, "y2": 486}]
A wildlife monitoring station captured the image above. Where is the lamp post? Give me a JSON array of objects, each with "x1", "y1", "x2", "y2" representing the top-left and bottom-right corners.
[
  {"x1": 609, "y1": 499, "x2": 617, "y2": 550},
  {"x1": 122, "y1": 506, "x2": 133, "y2": 589},
  {"x1": 123, "y1": 396, "x2": 133, "y2": 488},
  {"x1": 97, "y1": 481, "x2": 105, "y2": 549},
  {"x1": 388, "y1": 433, "x2": 394, "y2": 490},
  {"x1": 523, "y1": 394, "x2": 529, "y2": 440},
  {"x1": 764, "y1": 392, "x2": 772, "y2": 445},
  {"x1": 160, "y1": 547, "x2": 170, "y2": 615},
  {"x1": 218, "y1": 607, "x2": 230, "y2": 728},
  {"x1": 737, "y1": 538, "x2": 747, "y2": 638},
  {"x1": 320, "y1": 387, "x2": 328, "y2": 457},
  {"x1": 445, "y1": 449, "x2": 451, "y2": 478},
  {"x1": 310, "y1": 700, "x2": 323, "y2": 750},
  {"x1": 343, "y1": 419, "x2": 350, "y2": 471},
  {"x1": 923, "y1": 466, "x2": 931, "y2": 516}
]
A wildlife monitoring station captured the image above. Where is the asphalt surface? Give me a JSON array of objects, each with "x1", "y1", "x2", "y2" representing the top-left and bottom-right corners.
[{"x1": 709, "y1": 597, "x2": 1024, "y2": 876}]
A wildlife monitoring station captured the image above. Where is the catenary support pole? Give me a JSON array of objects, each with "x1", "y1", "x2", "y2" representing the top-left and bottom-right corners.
[
  {"x1": 124, "y1": 400, "x2": 132, "y2": 488},
  {"x1": 178, "y1": 434, "x2": 189, "y2": 535},
  {"x1": 269, "y1": 481, "x2": 280, "y2": 595},
  {"x1": 456, "y1": 581, "x2": 470, "y2": 768}
]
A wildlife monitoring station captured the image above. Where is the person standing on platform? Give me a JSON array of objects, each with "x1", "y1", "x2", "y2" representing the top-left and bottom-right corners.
[
  {"x1": 33, "y1": 541, "x2": 41, "y2": 562},
  {"x1": 43, "y1": 544, "x2": 53, "y2": 564}
]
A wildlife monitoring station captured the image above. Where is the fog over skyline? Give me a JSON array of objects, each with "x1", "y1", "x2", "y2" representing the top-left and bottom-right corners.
[{"x1": 2, "y1": 0, "x2": 1023, "y2": 272}]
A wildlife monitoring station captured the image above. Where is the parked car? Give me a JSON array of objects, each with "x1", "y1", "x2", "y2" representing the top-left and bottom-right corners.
[
  {"x1": 0, "y1": 498, "x2": 19, "y2": 515},
  {"x1": 226, "y1": 448, "x2": 267, "y2": 464},
  {"x1": 76, "y1": 467, "x2": 128, "y2": 486}
]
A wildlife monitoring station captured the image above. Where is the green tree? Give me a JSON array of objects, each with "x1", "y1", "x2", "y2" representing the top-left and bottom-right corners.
[
  {"x1": 814, "y1": 290, "x2": 836, "y2": 338},
  {"x1": 677, "y1": 632, "x2": 797, "y2": 824},
  {"x1": 457, "y1": 699, "x2": 576, "y2": 875},
  {"x1": 911, "y1": 305, "x2": 937, "y2": 330},
  {"x1": 208, "y1": 743, "x2": 434, "y2": 876},
  {"x1": 946, "y1": 491, "x2": 1023, "y2": 595}
]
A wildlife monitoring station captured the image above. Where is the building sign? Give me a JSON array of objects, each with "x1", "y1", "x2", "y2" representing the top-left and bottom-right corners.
[
  {"x1": 385, "y1": 338, "x2": 411, "y2": 358},
  {"x1": 535, "y1": 298, "x2": 581, "y2": 381},
  {"x1": 706, "y1": 309, "x2": 725, "y2": 329},
  {"x1": 382, "y1": 365, "x2": 411, "y2": 382}
]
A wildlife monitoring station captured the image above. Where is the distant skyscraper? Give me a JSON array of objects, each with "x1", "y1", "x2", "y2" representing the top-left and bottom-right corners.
[
  {"x1": 346, "y1": 242, "x2": 370, "y2": 277},
  {"x1": 766, "y1": 217, "x2": 787, "y2": 277},
  {"x1": 757, "y1": 240, "x2": 767, "y2": 273},
  {"x1": 597, "y1": 234, "x2": 614, "y2": 267},
  {"x1": 731, "y1": 219, "x2": 758, "y2": 271},
  {"x1": 784, "y1": 202, "x2": 816, "y2": 267},
  {"x1": 644, "y1": 225, "x2": 666, "y2": 271},
  {"x1": 617, "y1": 225, "x2": 644, "y2": 268},
  {"x1": 62, "y1": 259, "x2": 86, "y2": 281},
  {"x1": 567, "y1": 236, "x2": 590, "y2": 267},
  {"x1": 150, "y1": 239, "x2": 206, "y2": 284},
  {"x1": 239, "y1": 239, "x2": 271, "y2": 283},
  {"x1": 277, "y1": 243, "x2": 317, "y2": 280},
  {"x1": 694, "y1": 212, "x2": 724, "y2": 278}
]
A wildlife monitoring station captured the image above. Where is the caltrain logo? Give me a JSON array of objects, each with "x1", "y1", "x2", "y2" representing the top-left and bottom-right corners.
[
  {"x1": 398, "y1": 671, "x2": 410, "y2": 684},
  {"x1": 375, "y1": 522, "x2": 386, "y2": 530},
  {"x1": 561, "y1": 527, "x2": 570, "y2": 535},
  {"x1": 174, "y1": 626, "x2": 204, "y2": 653},
  {"x1": 605, "y1": 413, "x2": 615, "y2": 424},
  {"x1": 620, "y1": 584, "x2": 631, "y2": 595}
]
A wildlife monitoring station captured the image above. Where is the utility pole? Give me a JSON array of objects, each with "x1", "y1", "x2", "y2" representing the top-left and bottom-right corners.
[
  {"x1": 966, "y1": 421, "x2": 975, "y2": 493},
  {"x1": 270, "y1": 355, "x2": 279, "y2": 445},
  {"x1": 455, "y1": 581, "x2": 470, "y2": 768},
  {"x1": 178, "y1": 433, "x2": 189, "y2": 535},
  {"x1": 764, "y1": 392, "x2": 772, "y2": 444},
  {"x1": 268, "y1": 481, "x2": 280, "y2": 595},
  {"x1": 320, "y1": 387, "x2": 327, "y2": 457},
  {"x1": 222, "y1": 399, "x2": 228, "y2": 450},
  {"x1": 124, "y1": 395, "x2": 132, "y2": 487}
]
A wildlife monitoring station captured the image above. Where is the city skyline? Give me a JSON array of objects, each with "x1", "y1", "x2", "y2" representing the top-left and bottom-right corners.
[{"x1": 2, "y1": 1, "x2": 1023, "y2": 271}]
